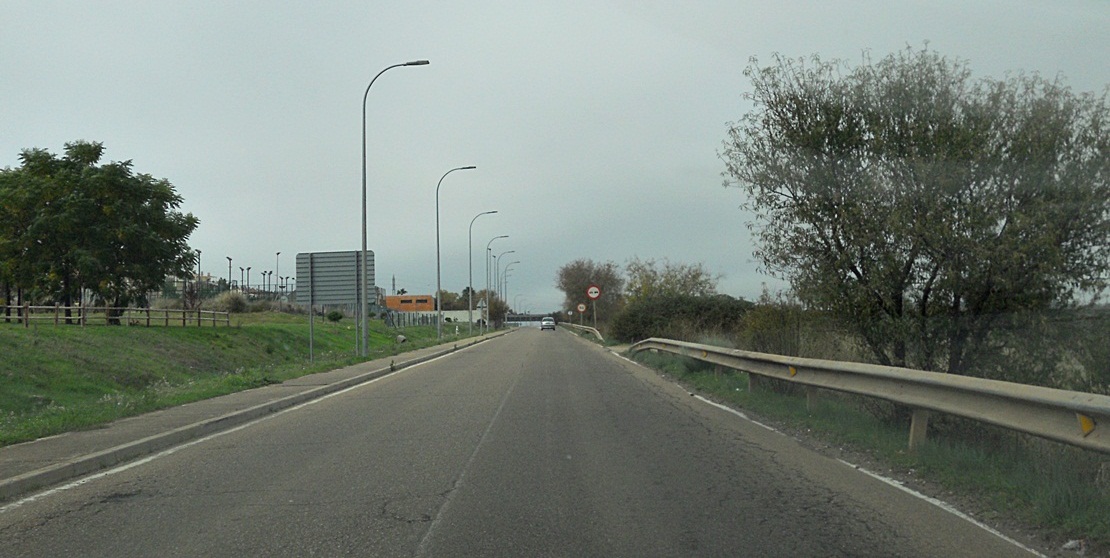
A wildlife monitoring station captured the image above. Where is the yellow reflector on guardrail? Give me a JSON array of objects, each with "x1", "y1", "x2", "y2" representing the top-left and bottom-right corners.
[
  {"x1": 1077, "y1": 414, "x2": 1095, "y2": 437},
  {"x1": 789, "y1": 366, "x2": 798, "y2": 377}
]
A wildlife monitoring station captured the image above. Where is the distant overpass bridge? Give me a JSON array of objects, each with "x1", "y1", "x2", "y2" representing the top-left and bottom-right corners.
[{"x1": 505, "y1": 314, "x2": 551, "y2": 328}]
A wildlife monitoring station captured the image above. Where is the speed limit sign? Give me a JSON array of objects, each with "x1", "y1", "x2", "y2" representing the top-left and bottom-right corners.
[
  {"x1": 586, "y1": 284, "x2": 601, "y2": 300},
  {"x1": 576, "y1": 303, "x2": 587, "y2": 313}
]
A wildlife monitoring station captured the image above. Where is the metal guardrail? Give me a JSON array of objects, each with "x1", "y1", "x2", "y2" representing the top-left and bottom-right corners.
[
  {"x1": 560, "y1": 322, "x2": 604, "y2": 341},
  {"x1": 629, "y1": 338, "x2": 1110, "y2": 454}
]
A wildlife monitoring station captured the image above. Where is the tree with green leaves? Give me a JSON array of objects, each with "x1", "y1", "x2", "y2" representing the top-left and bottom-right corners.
[
  {"x1": 555, "y1": 258, "x2": 624, "y2": 323},
  {"x1": 721, "y1": 47, "x2": 1109, "y2": 380},
  {"x1": 623, "y1": 257, "x2": 719, "y2": 305},
  {"x1": 611, "y1": 257, "x2": 734, "y2": 342},
  {"x1": 0, "y1": 141, "x2": 199, "y2": 321}
]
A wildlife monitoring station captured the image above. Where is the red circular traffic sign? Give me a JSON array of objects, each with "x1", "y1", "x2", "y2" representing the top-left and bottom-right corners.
[
  {"x1": 576, "y1": 303, "x2": 587, "y2": 313},
  {"x1": 586, "y1": 285, "x2": 601, "y2": 300}
]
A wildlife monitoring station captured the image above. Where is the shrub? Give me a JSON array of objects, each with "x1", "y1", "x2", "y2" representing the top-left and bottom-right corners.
[
  {"x1": 210, "y1": 291, "x2": 249, "y2": 313},
  {"x1": 325, "y1": 310, "x2": 344, "y2": 323},
  {"x1": 248, "y1": 300, "x2": 274, "y2": 313},
  {"x1": 610, "y1": 294, "x2": 753, "y2": 342},
  {"x1": 150, "y1": 297, "x2": 184, "y2": 310}
]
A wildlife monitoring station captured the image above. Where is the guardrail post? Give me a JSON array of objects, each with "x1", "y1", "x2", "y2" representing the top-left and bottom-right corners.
[
  {"x1": 806, "y1": 386, "x2": 818, "y2": 413},
  {"x1": 908, "y1": 409, "x2": 930, "y2": 451},
  {"x1": 748, "y1": 372, "x2": 760, "y2": 393}
]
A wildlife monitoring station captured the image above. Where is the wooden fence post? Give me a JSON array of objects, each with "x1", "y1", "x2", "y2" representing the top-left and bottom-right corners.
[{"x1": 23, "y1": 303, "x2": 30, "y2": 328}]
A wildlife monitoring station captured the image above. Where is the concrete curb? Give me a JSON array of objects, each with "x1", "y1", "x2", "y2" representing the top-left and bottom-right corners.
[{"x1": 0, "y1": 331, "x2": 510, "y2": 502}]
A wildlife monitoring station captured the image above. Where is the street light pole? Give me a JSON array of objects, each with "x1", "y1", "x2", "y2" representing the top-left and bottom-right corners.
[
  {"x1": 361, "y1": 59, "x2": 429, "y2": 357},
  {"x1": 494, "y1": 250, "x2": 515, "y2": 320},
  {"x1": 275, "y1": 252, "x2": 281, "y2": 300},
  {"x1": 226, "y1": 257, "x2": 232, "y2": 292},
  {"x1": 435, "y1": 165, "x2": 477, "y2": 340},
  {"x1": 484, "y1": 235, "x2": 507, "y2": 333},
  {"x1": 495, "y1": 250, "x2": 515, "y2": 295},
  {"x1": 502, "y1": 261, "x2": 520, "y2": 314},
  {"x1": 468, "y1": 210, "x2": 497, "y2": 336},
  {"x1": 195, "y1": 250, "x2": 201, "y2": 304}
]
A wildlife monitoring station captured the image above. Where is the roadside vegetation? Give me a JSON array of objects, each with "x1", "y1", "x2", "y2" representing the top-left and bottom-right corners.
[
  {"x1": 0, "y1": 312, "x2": 455, "y2": 447},
  {"x1": 550, "y1": 48, "x2": 1107, "y2": 551}
]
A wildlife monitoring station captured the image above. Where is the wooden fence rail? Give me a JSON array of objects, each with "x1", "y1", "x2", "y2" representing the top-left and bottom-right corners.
[{"x1": 1, "y1": 304, "x2": 230, "y2": 328}]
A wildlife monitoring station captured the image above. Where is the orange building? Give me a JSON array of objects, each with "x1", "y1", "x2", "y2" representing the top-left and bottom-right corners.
[{"x1": 384, "y1": 295, "x2": 435, "y2": 312}]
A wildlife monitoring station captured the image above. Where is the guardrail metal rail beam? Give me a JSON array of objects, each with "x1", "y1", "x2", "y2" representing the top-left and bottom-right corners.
[{"x1": 629, "y1": 338, "x2": 1110, "y2": 454}]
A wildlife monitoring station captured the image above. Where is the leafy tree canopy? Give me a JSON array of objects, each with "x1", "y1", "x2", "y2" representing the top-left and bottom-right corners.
[
  {"x1": 721, "y1": 47, "x2": 1109, "y2": 378},
  {"x1": 624, "y1": 257, "x2": 719, "y2": 304},
  {"x1": 555, "y1": 258, "x2": 624, "y2": 322},
  {"x1": 0, "y1": 141, "x2": 199, "y2": 311}
]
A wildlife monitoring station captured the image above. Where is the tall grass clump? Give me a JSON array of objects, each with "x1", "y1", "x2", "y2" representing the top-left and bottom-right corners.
[{"x1": 209, "y1": 291, "x2": 248, "y2": 313}]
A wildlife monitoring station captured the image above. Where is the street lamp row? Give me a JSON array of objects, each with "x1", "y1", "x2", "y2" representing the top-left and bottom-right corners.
[{"x1": 361, "y1": 59, "x2": 529, "y2": 349}]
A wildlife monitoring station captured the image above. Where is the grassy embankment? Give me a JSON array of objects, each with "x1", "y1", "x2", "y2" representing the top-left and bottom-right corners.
[
  {"x1": 0, "y1": 312, "x2": 455, "y2": 447},
  {"x1": 631, "y1": 349, "x2": 1110, "y2": 551}
]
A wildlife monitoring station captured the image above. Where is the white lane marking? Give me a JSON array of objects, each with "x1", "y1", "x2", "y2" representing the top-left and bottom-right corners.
[
  {"x1": 0, "y1": 350, "x2": 463, "y2": 514},
  {"x1": 700, "y1": 394, "x2": 1044, "y2": 557},
  {"x1": 614, "y1": 350, "x2": 1046, "y2": 558},
  {"x1": 611, "y1": 350, "x2": 780, "y2": 434},
  {"x1": 691, "y1": 394, "x2": 780, "y2": 433},
  {"x1": 839, "y1": 460, "x2": 1047, "y2": 558},
  {"x1": 414, "y1": 365, "x2": 523, "y2": 557}
]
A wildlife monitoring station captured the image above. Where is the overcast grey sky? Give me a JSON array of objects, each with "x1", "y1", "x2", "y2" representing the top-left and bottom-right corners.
[{"x1": 3, "y1": 1, "x2": 1107, "y2": 312}]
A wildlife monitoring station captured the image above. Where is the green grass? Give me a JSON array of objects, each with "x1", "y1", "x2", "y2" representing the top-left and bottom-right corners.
[
  {"x1": 0, "y1": 312, "x2": 465, "y2": 446},
  {"x1": 632, "y1": 350, "x2": 1110, "y2": 550}
]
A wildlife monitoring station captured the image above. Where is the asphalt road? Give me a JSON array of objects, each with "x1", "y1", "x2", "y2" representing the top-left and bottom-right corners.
[{"x1": 0, "y1": 329, "x2": 1035, "y2": 557}]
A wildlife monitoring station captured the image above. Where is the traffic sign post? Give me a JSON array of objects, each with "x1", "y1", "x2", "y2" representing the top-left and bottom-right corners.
[{"x1": 586, "y1": 285, "x2": 601, "y2": 329}]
